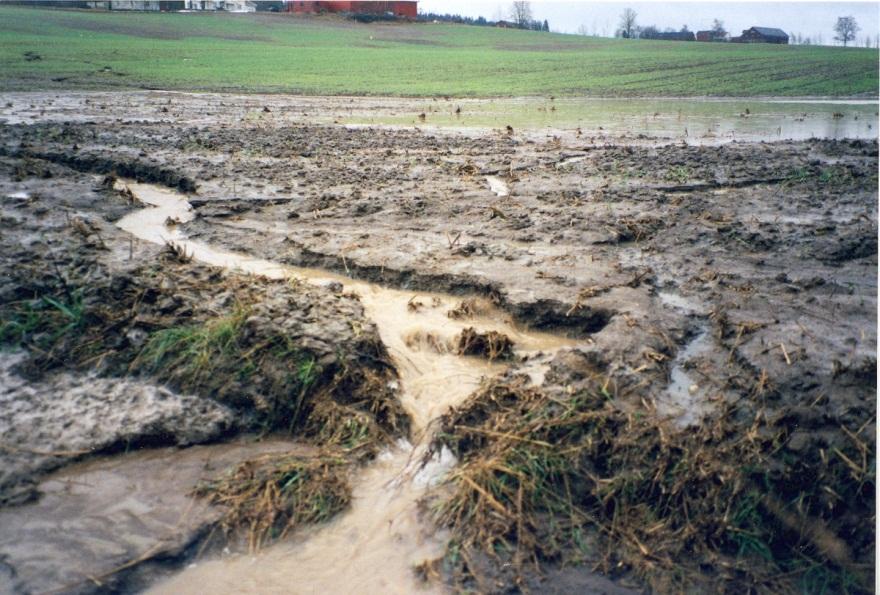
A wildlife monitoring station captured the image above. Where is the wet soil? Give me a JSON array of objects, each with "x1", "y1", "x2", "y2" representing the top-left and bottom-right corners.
[
  {"x1": 0, "y1": 92, "x2": 875, "y2": 593},
  {"x1": 0, "y1": 150, "x2": 411, "y2": 591},
  {"x1": 0, "y1": 352, "x2": 234, "y2": 507},
  {"x1": 0, "y1": 438, "x2": 304, "y2": 595}
]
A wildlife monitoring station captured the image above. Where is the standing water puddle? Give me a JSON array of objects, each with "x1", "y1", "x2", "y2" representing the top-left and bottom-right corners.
[
  {"x1": 485, "y1": 175, "x2": 509, "y2": 197},
  {"x1": 659, "y1": 330, "x2": 713, "y2": 427},
  {"x1": 344, "y1": 97, "x2": 879, "y2": 142},
  {"x1": 656, "y1": 291, "x2": 713, "y2": 426},
  {"x1": 115, "y1": 182, "x2": 577, "y2": 594}
]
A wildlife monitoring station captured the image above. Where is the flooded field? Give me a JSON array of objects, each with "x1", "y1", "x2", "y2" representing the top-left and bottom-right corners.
[
  {"x1": 342, "y1": 96, "x2": 880, "y2": 142},
  {"x1": 1, "y1": 92, "x2": 877, "y2": 142},
  {"x1": 0, "y1": 92, "x2": 876, "y2": 594}
]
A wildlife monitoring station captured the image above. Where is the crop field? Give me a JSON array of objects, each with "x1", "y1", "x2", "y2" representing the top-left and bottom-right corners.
[{"x1": 1, "y1": 5, "x2": 877, "y2": 96}]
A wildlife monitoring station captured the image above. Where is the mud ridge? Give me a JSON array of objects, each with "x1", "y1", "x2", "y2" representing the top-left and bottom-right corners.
[
  {"x1": 270, "y1": 246, "x2": 615, "y2": 338},
  {"x1": 8, "y1": 148, "x2": 197, "y2": 192},
  {"x1": 652, "y1": 176, "x2": 790, "y2": 193}
]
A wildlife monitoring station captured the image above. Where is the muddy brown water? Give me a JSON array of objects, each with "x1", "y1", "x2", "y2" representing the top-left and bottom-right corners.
[
  {"x1": 0, "y1": 438, "x2": 303, "y2": 595},
  {"x1": 115, "y1": 182, "x2": 577, "y2": 594}
]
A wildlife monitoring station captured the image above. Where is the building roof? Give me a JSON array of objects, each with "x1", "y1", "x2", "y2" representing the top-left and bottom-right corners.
[{"x1": 749, "y1": 27, "x2": 788, "y2": 38}]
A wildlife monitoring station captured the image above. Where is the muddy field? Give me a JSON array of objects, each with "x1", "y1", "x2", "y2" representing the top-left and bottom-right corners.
[{"x1": 0, "y1": 92, "x2": 876, "y2": 594}]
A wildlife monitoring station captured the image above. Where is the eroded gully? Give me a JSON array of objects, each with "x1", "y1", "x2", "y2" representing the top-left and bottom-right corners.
[{"x1": 114, "y1": 182, "x2": 577, "y2": 594}]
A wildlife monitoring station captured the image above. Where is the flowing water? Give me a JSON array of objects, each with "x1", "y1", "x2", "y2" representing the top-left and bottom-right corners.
[{"x1": 115, "y1": 182, "x2": 577, "y2": 594}]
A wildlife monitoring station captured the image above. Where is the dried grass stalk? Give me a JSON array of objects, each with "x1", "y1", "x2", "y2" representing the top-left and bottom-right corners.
[{"x1": 194, "y1": 452, "x2": 351, "y2": 552}]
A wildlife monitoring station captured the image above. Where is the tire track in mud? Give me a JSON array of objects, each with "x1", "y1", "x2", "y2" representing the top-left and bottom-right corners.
[{"x1": 115, "y1": 181, "x2": 580, "y2": 594}]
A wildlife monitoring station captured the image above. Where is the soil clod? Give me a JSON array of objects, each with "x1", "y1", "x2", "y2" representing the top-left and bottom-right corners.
[{"x1": 455, "y1": 327, "x2": 515, "y2": 361}]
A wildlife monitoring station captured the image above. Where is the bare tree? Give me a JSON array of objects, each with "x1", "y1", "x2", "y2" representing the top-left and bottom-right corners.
[
  {"x1": 576, "y1": 24, "x2": 589, "y2": 36},
  {"x1": 711, "y1": 19, "x2": 727, "y2": 38},
  {"x1": 833, "y1": 16, "x2": 859, "y2": 47},
  {"x1": 510, "y1": 1, "x2": 532, "y2": 28},
  {"x1": 617, "y1": 8, "x2": 638, "y2": 39}
]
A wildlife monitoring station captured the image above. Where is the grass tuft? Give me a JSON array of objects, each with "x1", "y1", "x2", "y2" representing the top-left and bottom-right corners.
[
  {"x1": 429, "y1": 375, "x2": 875, "y2": 593},
  {"x1": 194, "y1": 451, "x2": 352, "y2": 551},
  {"x1": 133, "y1": 305, "x2": 327, "y2": 431},
  {"x1": 0, "y1": 291, "x2": 86, "y2": 355},
  {"x1": 138, "y1": 305, "x2": 247, "y2": 383}
]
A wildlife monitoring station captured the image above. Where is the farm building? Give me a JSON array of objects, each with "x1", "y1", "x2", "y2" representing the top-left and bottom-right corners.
[
  {"x1": 732, "y1": 26, "x2": 789, "y2": 44},
  {"x1": 696, "y1": 30, "x2": 726, "y2": 42},
  {"x1": 286, "y1": 1, "x2": 417, "y2": 18}
]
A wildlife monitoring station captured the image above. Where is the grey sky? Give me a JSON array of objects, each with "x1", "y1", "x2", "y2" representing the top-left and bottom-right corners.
[{"x1": 418, "y1": 1, "x2": 880, "y2": 43}]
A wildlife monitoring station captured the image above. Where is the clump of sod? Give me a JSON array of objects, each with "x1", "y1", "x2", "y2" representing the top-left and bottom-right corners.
[
  {"x1": 194, "y1": 451, "x2": 352, "y2": 551},
  {"x1": 1, "y1": 254, "x2": 408, "y2": 441},
  {"x1": 455, "y1": 327, "x2": 514, "y2": 361},
  {"x1": 428, "y1": 375, "x2": 874, "y2": 594},
  {"x1": 447, "y1": 298, "x2": 481, "y2": 320},
  {"x1": 131, "y1": 304, "x2": 322, "y2": 432}
]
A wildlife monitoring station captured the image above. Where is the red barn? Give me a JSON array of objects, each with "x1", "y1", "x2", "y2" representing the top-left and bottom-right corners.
[{"x1": 287, "y1": 1, "x2": 417, "y2": 18}]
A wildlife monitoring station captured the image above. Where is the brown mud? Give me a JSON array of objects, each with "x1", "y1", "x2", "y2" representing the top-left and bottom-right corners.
[
  {"x1": 0, "y1": 92, "x2": 876, "y2": 594},
  {"x1": 0, "y1": 152, "x2": 409, "y2": 591}
]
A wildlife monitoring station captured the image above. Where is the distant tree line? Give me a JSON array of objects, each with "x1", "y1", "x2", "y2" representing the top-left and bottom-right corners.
[
  {"x1": 789, "y1": 32, "x2": 878, "y2": 48},
  {"x1": 601, "y1": 8, "x2": 877, "y2": 47},
  {"x1": 418, "y1": 12, "x2": 548, "y2": 32}
]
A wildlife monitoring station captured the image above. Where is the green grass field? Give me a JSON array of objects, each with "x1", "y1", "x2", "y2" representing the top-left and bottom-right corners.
[{"x1": 1, "y1": 6, "x2": 877, "y2": 97}]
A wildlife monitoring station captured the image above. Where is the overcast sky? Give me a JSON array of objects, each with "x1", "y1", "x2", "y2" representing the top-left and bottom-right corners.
[{"x1": 418, "y1": 1, "x2": 880, "y2": 43}]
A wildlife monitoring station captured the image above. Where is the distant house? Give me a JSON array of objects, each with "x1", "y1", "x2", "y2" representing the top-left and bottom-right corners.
[
  {"x1": 696, "y1": 30, "x2": 726, "y2": 42},
  {"x1": 494, "y1": 20, "x2": 517, "y2": 28},
  {"x1": 733, "y1": 26, "x2": 789, "y2": 44},
  {"x1": 286, "y1": 1, "x2": 417, "y2": 18}
]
